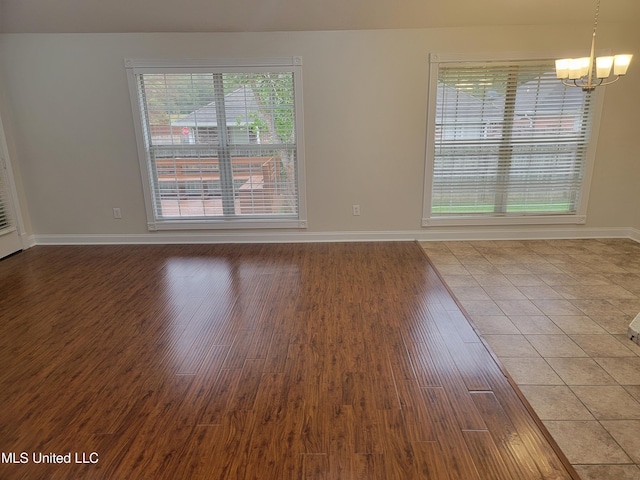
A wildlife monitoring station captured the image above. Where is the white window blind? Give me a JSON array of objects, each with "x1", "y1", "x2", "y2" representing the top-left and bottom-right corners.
[
  {"x1": 126, "y1": 58, "x2": 306, "y2": 230},
  {"x1": 424, "y1": 56, "x2": 601, "y2": 226},
  {"x1": 0, "y1": 165, "x2": 12, "y2": 232},
  {"x1": 0, "y1": 175, "x2": 11, "y2": 234}
]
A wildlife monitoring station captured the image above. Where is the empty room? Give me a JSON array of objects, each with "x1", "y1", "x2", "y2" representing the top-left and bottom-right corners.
[{"x1": 1, "y1": 0, "x2": 639, "y2": 478}]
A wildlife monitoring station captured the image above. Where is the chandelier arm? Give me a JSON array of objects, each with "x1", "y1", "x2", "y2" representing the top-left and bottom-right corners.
[
  {"x1": 598, "y1": 75, "x2": 621, "y2": 87},
  {"x1": 564, "y1": 76, "x2": 619, "y2": 89}
]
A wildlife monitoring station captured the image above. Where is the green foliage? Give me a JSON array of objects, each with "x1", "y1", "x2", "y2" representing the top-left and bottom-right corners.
[{"x1": 224, "y1": 72, "x2": 295, "y2": 144}]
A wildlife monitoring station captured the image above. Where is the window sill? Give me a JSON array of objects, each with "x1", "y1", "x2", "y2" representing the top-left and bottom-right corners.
[
  {"x1": 422, "y1": 214, "x2": 586, "y2": 227},
  {"x1": 148, "y1": 218, "x2": 308, "y2": 231}
]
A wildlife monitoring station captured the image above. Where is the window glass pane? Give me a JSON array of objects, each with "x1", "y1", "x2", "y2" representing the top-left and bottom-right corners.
[
  {"x1": 132, "y1": 64, "x2": 302, "y2": 224},
  {"x1": 231, "y1": 149, "x2": 297, "y2": 216},
  {"x1": 430, "y1": 60, "x2": 592, "y2": 218},
  {"x1": 142, "y1": 73, "x2": 218, "y2": 147},
  {"x1": 222, "y1": 73, "x2": 295, "y2": 145}
]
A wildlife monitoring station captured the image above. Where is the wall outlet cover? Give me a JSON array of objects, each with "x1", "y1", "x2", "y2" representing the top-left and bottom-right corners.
[{"x1": 629, "y1": 312, "x2": 640, "y2": 346}]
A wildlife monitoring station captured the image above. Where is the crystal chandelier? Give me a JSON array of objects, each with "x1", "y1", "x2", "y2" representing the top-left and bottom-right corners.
[{"x1": 555, "y1": 0, "x2": 632, "y2": 92}]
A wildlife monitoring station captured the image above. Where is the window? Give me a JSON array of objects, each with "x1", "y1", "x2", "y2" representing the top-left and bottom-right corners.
[
  {"x1": 422, "y1": 54, "x2": 603, "y2": 226},
  {"x1": 126, "y1": 57, "x2": 307, "y2": 230}
]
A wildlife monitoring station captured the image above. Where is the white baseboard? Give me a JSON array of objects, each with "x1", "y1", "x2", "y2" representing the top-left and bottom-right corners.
[{"x1": 31, "y1": 225, "x2": 640, "y2": 246}]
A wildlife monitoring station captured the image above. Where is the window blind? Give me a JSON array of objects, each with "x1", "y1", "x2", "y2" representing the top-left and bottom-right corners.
[
  {"x1": 127, "y1": 60, "x2": 305, "y2": 229},
  {"x1": 429, "y1": 59, "x2": 595, "y2": 219},
  {"x1": 0, "y1": 162, "x2": 12, "y2": 232}
]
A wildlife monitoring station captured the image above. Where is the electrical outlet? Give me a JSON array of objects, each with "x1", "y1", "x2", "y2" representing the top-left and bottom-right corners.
[
  {"x1": 352, "y1": 204, "x2": 360, "y2": 216},
  {"x1": 113, "y1": 208, "x2": 122, "y2": 219}
]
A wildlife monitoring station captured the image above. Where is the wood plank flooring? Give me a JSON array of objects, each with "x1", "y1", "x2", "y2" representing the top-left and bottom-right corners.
[{"x1": 0, "y1": 242, "x2": 578, "y2": 479}]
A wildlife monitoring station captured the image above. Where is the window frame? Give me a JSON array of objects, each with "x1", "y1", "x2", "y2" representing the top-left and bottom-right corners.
[
  {"x1": 125, "y1": 57, "x2": 307, "y2": 231},
  {"x1": 422, "y1": 52, "x2": 605, "y2": 227}
]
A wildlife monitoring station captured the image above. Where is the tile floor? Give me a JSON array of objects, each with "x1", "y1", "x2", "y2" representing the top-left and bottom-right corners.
[{"x1": 421, "y1": 238, "x2": 640, "y2": 480}]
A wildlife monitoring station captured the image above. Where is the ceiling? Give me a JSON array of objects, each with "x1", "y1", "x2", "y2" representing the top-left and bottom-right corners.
[{"x1": 1, "y1": 0, "x2": 639, "y2": 34}]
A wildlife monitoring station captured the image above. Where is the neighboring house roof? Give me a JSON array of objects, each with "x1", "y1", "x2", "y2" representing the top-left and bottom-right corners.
[
  {"x1": 172, "y1": 86, "x2": 260, "y2": 127},
  {"x1": 514, "y1": 76, "x2": 587, "y2": 116}
]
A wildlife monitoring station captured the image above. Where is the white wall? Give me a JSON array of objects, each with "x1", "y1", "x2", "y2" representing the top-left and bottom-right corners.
[{"x1": 0, "y1": 26, "x2": 638, "y2": 243}]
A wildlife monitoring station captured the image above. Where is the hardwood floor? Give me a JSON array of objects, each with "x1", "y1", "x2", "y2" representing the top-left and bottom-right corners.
[{"x1": 0, "y1": 242, "x2": 578, "y2": 479}]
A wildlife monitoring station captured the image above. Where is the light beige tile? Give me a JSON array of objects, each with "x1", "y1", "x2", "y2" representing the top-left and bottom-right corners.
[
  {"x1": 495, "y1": 264, "x2": 535, "y2": 275},
  {"x1": 525, "y1": 334, "x2": 587, "y2": 357},
  {"x1": 504, "y1": 274, "x2": 545, "y2": 286},
  {"x1": 606, "y1": 273, "x2": 640, "y2": 292},
  {"x1": 495, "y1": 241, "x2": 530, "y2": 250},
  {"x1": 496, "y1": 299, "x2": 543, "y2": 316},
  {"x1": 559, "y1": 246, "x2": 598, "y2": 255},
  {"x1": 552, "y1": 284, "x2": 590, "y2": 299},
  {"x1": 623, "y1": 263, "x2": 640, "y2": 275},
  {"x1": 592, "y1": 315, "x2": 635, "y2": 335},
  {"x1": 595, "y1": 358, "x2": 640, "y2": 385},
  {"x1": 482, "y1": 334, "x2": 539, "y2": 357},
  {"x1": 468, "y1": 241, "x2": 502, "y2": 250},
  {"x1": 582, "y1": 284, "x2": 637, "y2": 300},
  {"x1": 465, "y1": 265, "x2": 503, "y2": 275},
  {"x1": 499, "y1": 357, "x2": 564, "y2": 385},
  {"x1": 567, "y1": 253, "x2": 604, "y2": 264},
  {"x1": 532, "y1": 299, "x2": 584, "y2": 316},
  {"x1": 471, "y1": 273, "x2": 512, "y2": 286},
  {"x1": 517, "y1": 285, "x2": 564, "y2": 300},
  {"x1": 426, "y1": 253, "x2": 461, "y2": 265},
  {"x1": 569, "y1": 334, "x2": 636, "y2": 357},
  {"x1": 614, "y1": 335, "x2": 640, "y2": 355},
  {"x1": 441, "y1": 275, "x2": 479, "y2": 287},
  {"x1": 524, "y1": 263, "x2": 564, "y2": 275},
  {"x1": 587, "y1": 263, "x2": 629, "y2": 274},
  {"x1": 458, "y1": 300, "x2": 503, "y2": 316},
  {"x1": 449, "y1": 285, "x2": 492, "y2": 301},
  {"x1": 571, "y1": 385, "x2": 640, "y2": 420},
  {"x1": 456, "y1": 254, "x2": 492, "y2": 267},
  {"x1": 552, "y1": 240, "x2": 592, "y2": 250},
  {"x1": 484, "y1": 254, "x2": 545, "y2": 265},
  {"x1": 584, "y1": 242, "x2": 624, "y2": 254},
  {"x1": 571, "y1": 299, "x2": 627, "y2": 317},
  {"x1": 519, "y1": 385, "x2": 594, "y2": 420},
  {"x1": 433, "y1": 263, "x2": 470, "y2": 275},
  {"x1": 607, "y1": 298, "x2": 640, "y2": 316},
  {"x1": 443, "y1": 241, "x2": 477, "y2": 254},
  {"x1": 558, "y1": 263, "x2": 598, "y2": 276},
  {"x1": 573, "y1": 465, "x2": 640, "y2": 480},
  {"x1": 543, "y1": 420, "x2": 631, "y2": 464},
  {"x1": 601, "y1": 420, "x2": 640, "y2": 463},
  {"x1": 420, "y1": 241, "x2": 450, "y2": 253},
  {"x1": 546, "y1": 358, "x2": 617, "y2": 385},
  {"x1": 625, "y1": 385, "x2": 640, "y2": 402},
  {"x1": 538, "y1": 254, "x2": 573, "y2": 265},
  {"x1": 538, "y1": 273, "x2": 581, "y2": 286},
  {"x1": 493, "y1": 241, "x2": 529, "y2": 249},
  {"x1": 548, "y1": 315, "x2": 606, "y2": 335},
  {"x1": 469, "y1": 315, "x2": 520, "y2": 335},
  {"x1": 523, "y1": 243, "x2": 565, "y2": 255},
  {"x1": 509, "y1": 316, "x2": 564, "y2": 335},
  {"x1": 574, "y1": 274, "x2": 613, "y2": 286},
  {"x1": 482, "y1": 285, "x2": 527, "y2": 300}
]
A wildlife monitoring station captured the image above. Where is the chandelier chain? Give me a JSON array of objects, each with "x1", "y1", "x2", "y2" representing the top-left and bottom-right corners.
[{"x1": 593, "y1": 0, "x2": 600, "y2": 35}]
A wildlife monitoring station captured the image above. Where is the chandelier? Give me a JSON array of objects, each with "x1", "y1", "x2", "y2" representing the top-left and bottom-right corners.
[{"x1": 555, "y1": 0, "x2": 632, "y2": 92}]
